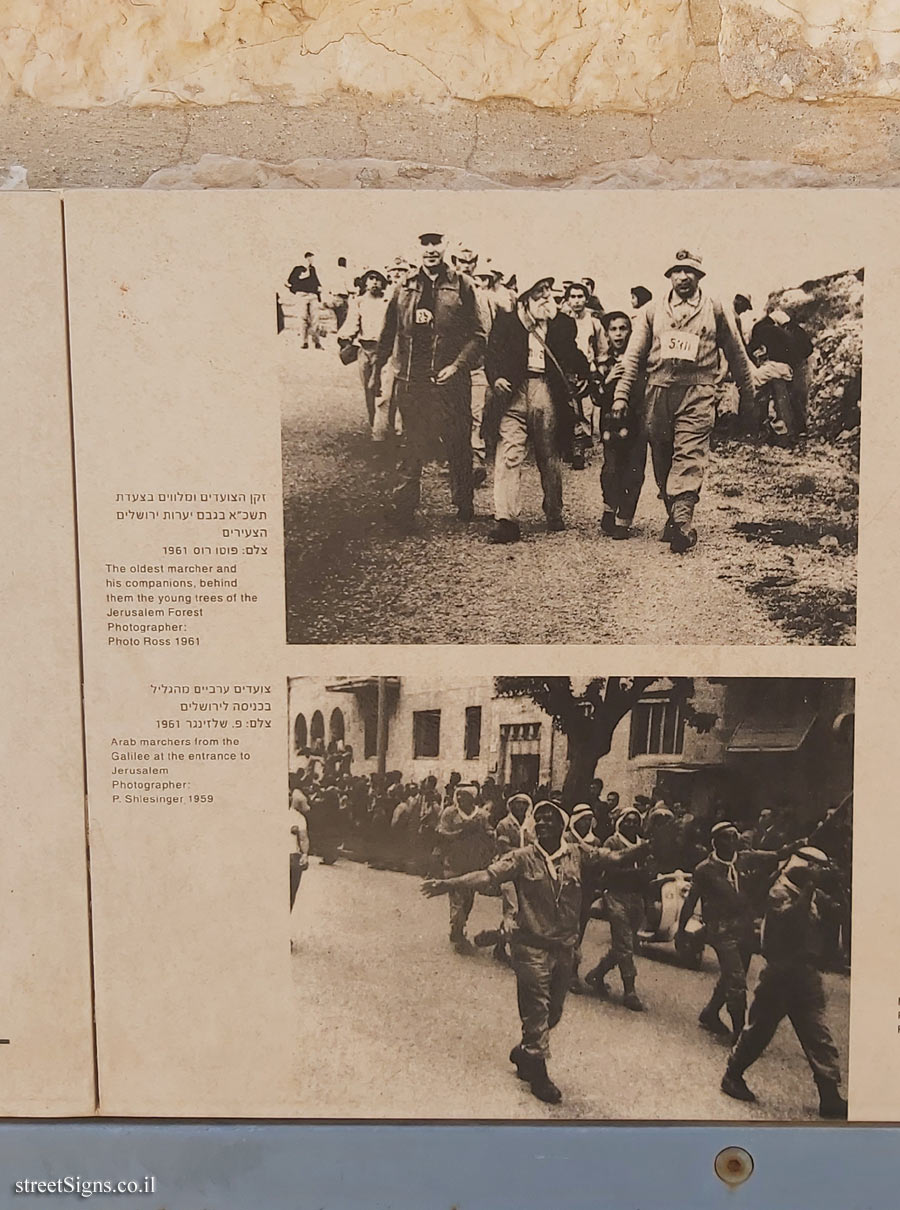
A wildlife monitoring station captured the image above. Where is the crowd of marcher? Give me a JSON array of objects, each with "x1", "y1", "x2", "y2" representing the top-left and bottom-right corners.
[
  {"x1": 289, "y1": 746, "x2": 850, "y2": 1118},
  {"x1": 280, "y1": 239, "x2": 815, "y2": 554}
]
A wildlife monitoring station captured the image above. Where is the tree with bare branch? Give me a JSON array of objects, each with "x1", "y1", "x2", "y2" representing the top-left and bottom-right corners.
[{"x1": 494, "y1": 677, "x2": 716, "y2": 807}]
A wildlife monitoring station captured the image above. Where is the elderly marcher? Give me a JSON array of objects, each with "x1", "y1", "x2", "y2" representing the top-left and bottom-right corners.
[
  {"x1": 424, "y1": 800, "x2": 649, "y2": 1103},
  {"x1": 485, "y1": 275, "x2": 589, "y2": 543},
  {"x1": 612, "y1": 250, "x2": 755, "y2": 553}
]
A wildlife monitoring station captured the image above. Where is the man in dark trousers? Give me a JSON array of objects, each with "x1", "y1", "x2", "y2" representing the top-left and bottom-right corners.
[
  {"x1": 374, "y1": 231, "x2": 485, "y2": 528},
  {"x1": 677, "y1": 821, "x2": 770, "y2": 1041},
  {"x1": 423, "y1": 800, "x2": 649, "y2": 1104},
  {"x1": 721, "y1": 846, "x2": 848, "y2": 1119},
  {"x1": 485, "y1": 275, "x2": 589, "y2": 543}
]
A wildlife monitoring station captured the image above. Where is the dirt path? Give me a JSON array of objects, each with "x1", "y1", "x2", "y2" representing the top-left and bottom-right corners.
[{"x1": 282, "y1": 350, "x2": 809, "y2": 646}]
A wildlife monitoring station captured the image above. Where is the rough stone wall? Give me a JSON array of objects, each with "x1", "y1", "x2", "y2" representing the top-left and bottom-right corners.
[{"x1": 0, "y1": 0, "x2": 897, "y2": 188}]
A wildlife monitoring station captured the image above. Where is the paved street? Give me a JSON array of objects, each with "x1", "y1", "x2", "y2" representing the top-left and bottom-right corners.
[
  {"x1": 281, "y1": 344, "x2": 790, "y2": 645},
  {"x1": 290, "y1": 857, "x2": 849, "y2": 1121}
]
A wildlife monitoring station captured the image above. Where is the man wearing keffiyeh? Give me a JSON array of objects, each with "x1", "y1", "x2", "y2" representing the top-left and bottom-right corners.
[
  {"x1": 583, "y1": 804, "x2": 651, "y2": 1011},
  {"x1": 422, "y1": 799, "x2": 648, "y2": 1105},
  {"x1": 678, "y1": 821, "x2": 760, "y2": 1042}
]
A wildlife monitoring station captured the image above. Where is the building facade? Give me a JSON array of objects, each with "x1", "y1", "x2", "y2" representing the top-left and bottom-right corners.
[{"x1": 286, "y1": 676, "x2": 854, "y2": 825}]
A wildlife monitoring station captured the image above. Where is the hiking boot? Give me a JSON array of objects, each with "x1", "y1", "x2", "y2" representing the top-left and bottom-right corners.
[
  {"x1": 584, "y1": 968, "x2": 610, "y2": 999},
  {"x1": 509, "y1": 1045, "x2": 532, "y2": 1081},
  {"x1": 670, "y1": 525, "x2": 697, "y2": 554},
  {"x1": 816, "y1": 1080, "x2": 848, "y2": 1120},
  {"x1": 473, "y1": 929, "x2": 501, "y2": 948},
  {"x1": 453, "y1": 937, "x2": 477, "y2": 956},
  {"x1": 600, "y1": 511, "x2": 617, "y2": 537},
  {"x1": 699, "y1": 1009, "x2": 732, "y2": 1038},
  {"x1": 456, "y1": 504, "x2": 474, "y2": 522},
  {"x1": 721, "y1": 1068, "x2": 757, "y2": 1103},
  {"x1": 612, "y1": 524, "x2": 631, "y2": 541},
  {"x1": 547, "y1": 517, "x2": 566, "y2": 532},
  {"x1": 489, "y1": 519, "x2": 521, "y2": 544},
  {"x1": 622, "y1": 991, "x2": 646, "y2": 1012},
  {"x1": 660, "y1": 518, "x2": 676, "y2": 542},
  {"x1": 568, "y1": 976, "x2": 587, "y2": 995},
  {"x1": 528, "y1": 1058, "x2": 562, "y2": 1104}
]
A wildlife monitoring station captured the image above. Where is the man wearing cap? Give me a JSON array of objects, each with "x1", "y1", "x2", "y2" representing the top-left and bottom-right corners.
[
  {"x1": 374, "y1": 232, "x2": 485, "y2": 527},
  {"x1": 423, "y1": 800, "x2": 649, "y2": 1104},
  {"x1": 583, "y1": 804, "x2": 651, "y2": 1011},
  {"x1": 285, "y1": 251, "x2": 323, "y2": 350},
  {"x1": 612, "y1": 249, "x2": 755, "y2": 553},
  {"x1": 485, "y1": 275, "x2": 589, "y2": 543},
  {"x1": 721, "y1": 846, "x2": 847, "y2": 1119},
  {"x1": 678, "y1": 822, "x2": 766, "y2": 1041},
  {"x1": 338, "y1": 268, "x2": 390, "y2": 431},
  {"x1": 435, "y1": 783, "x2": 495, "y2": 954}
]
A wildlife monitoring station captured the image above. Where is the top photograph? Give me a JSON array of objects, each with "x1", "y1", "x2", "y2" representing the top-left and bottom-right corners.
[{"x1": 280, "y1": 193, "x2": 863, "y2": 647}]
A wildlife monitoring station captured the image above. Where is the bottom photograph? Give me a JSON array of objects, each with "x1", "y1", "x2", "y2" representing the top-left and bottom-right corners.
[{"x1": 286, "y1": 674, "x2": 853, "y2": 1123}]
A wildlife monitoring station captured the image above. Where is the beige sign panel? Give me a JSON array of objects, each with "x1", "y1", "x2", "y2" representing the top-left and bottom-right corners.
[
  {"x1": 57, "y1": 188, "x2": 899, "y2": 1120},
  {"x1": 0, "y1": 193, "x2": 96, "y2": 1114}
]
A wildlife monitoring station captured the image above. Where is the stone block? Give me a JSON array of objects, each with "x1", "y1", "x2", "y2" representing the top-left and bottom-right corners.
[
  {"x1": 720, "y1": 0, "x2": 900, "y2": 101},
  {"x1": 0, "y1": 0, "x2": 694, "y2": 113}
]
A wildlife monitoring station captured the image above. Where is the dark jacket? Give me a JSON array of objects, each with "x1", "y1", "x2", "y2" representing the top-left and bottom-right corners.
[
  {"x1": 375, "y1": 265, "x2": 485, "y2": 385},
  {"x1": 287, "y1": 264, "x2": 321, "y2": 296},
  {"x1": 484, "y1": 308, "x2": 589, "y2": 456}
]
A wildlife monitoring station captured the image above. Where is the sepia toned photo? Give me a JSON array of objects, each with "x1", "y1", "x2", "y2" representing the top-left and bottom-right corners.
[
  {"x1": 280, "y1": 195, "x2": 863, "y2": 646},
  {"x1": 288, "y1": 674, "x2": 853, "y2": 1121}
]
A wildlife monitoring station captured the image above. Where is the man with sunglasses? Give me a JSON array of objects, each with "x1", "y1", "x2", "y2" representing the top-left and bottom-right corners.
[{"x1": 375, "y1": 231, "x2": 485, "y2": 528}]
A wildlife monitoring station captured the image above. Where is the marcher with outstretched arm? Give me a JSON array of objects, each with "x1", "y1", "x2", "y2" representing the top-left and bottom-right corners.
[
  {"x1": 678, "y1": 822, "x2": 775, "y2": 1042},
  {"x1": 423, "y1": 800, "x2": 649, "y2": 1105},
  {"x1": 612, "y1": 249, "x2": 755, "y2": 553}
]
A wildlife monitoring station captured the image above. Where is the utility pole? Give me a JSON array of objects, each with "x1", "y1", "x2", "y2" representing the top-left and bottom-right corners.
[{"x1": 376, "y1": 676, "x2": 389, "y2": 775}]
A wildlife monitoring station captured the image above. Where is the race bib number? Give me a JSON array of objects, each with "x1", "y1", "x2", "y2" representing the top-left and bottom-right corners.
[
  {"x1": 415, "y1": 308, "x2": 433, "y2": 325},
  {"x1": 659, "y1": 329, "x2": 700, "y2": 361}
]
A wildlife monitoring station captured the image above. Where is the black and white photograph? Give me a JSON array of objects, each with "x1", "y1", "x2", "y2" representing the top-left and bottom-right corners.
[
  {"x1": 280, "y1": 194, "x2": 863, "y2": 646},
  {"x1": 288, "y1": 674, "x2": 853, "y2": 1121}
]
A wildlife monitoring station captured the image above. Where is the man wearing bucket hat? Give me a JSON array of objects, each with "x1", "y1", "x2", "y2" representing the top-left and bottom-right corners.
[
  {"x1": 721, "y1": 846, "x2": 847, "y2": 1118},
  {"x1": 484, "y1": 274, "x2": 589, "y2": 543},
  {"x1": 423, "y1": 799, "x2": 649, "y2": 1104},
  {"x1": 374, "y1": 231, "x2": 486, "y2": 528},
  {"x1": 337, "y1": 267, "x2": 390, "y2": 432},
  {"x1": 612, "y1": 249, "x2": 755, "y2": 553}
]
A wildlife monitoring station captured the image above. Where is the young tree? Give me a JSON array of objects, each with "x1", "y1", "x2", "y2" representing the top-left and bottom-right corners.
[{"x1": 494, "y1": 677, "x2": 715, "y2": 807}]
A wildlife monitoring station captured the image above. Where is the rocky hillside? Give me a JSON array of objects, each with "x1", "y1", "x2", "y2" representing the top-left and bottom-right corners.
[{"x1": 766, "y1": 268, "x2": 863, "y2": 440}]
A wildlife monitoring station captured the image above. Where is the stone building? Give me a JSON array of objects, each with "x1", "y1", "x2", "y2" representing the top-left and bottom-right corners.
[{"x1": 287, "y1": 675, "x2": 853, "y2": 826}]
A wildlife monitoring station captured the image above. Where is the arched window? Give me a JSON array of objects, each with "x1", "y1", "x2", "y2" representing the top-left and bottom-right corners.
[
  {"x1": 310, "y1": 710, "x2": 325, "y2": 751},
  {"x1": 293, "y1": 712, "x2": 308, "y2": 753},
  {"x1": 329, "y1": 707, "x2": 345, "y2": 745}
]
